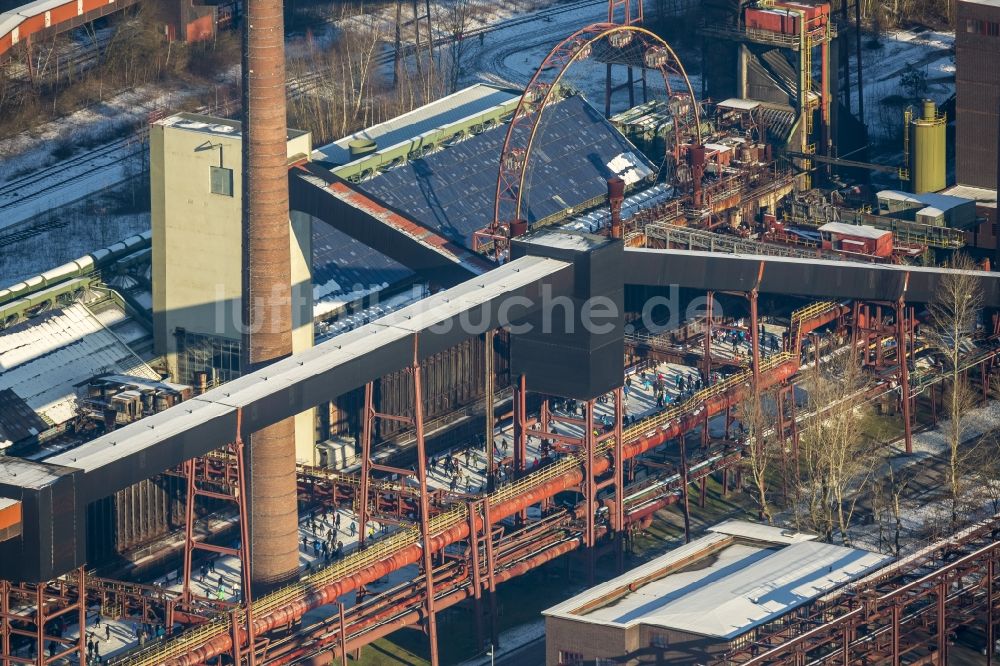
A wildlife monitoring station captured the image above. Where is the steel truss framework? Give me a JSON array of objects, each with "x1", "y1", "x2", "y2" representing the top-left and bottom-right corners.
[
  {"x1": 721, "y1": 516, "x2": 1000, "y2": 665},
  {"x1": 6, "y1": 298, "x2": 1000, "y2": 666},
  {"x1": 481, "y1": 23, "x2": 701, "y2": 255}
]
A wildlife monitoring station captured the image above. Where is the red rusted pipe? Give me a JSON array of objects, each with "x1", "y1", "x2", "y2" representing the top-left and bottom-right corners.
[
  {"x1": 798, "y1": 305, "x2": 850, "y2": 339},
  {"x1": 164, "y1": 358, "x2": 797, "y2": 665}
]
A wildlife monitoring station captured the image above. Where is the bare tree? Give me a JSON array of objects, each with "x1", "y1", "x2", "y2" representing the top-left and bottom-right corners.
[
  {"x1": 926, "y1": 253, "x2": 982, "y2": 526},
  {"x1": 874, "y1": 460, "x2": 914, "y2": 556},
  {"x1": 736, "y1": 387, "x2": 776, "y2": 524},
  {"x1": 438, "y1": 0, "x2": 484, "y2": 93},
  {"x1": 798, "y1": 354, "x2": 879, "y2": 544}
]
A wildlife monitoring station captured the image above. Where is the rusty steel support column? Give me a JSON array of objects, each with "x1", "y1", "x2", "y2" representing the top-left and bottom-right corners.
[
  {"x1": 585, "y1": 399, "x2": 597, "y2": 585},
  {"x1": 468, "y1": 502, "x2": 484, "y2": 650},
  {"x1": 702, "y1": 291, "x2": 714, "y2": 451},
  {"x1": 679, "y1": 436, "x2": 691, "y2": 544},
  {"x1": 750, "y1": 289, "x2": 761, "y2": 391},
  {"x1": 937, "y1": 580, "x2": 947, "y2": 663},
  {"x1": 77, "y1": 569, "x2": 86, "y2": 664},
  {"x1": 35, "y1": 585, "x2": 44, "y2": 666},
  {"x1": 614, "y1": 388, "x2": 625, "y2": 572},
  {"x1": 892, "y1": 602, "x2": 901, "y2": 666},
  {"x1": 514, "y1": 374, "x2": 527, "y2": 477},
  {"x1": 1, "y1": 580, "x2": 9, "y2": 666},
  {"x1": 483, "y1": 499, "x2": 499, "y2": 648},
  {"x1": 988, "y1": 557, "x2": 995, "y2": 666},
  {"x1": 851, "y1": 301, "x2": 861, "y2": 358},
  {"x1": 358, "y1": 382, "x2": 375, "y2": 548},
  {"x1": 339, "y1": 603, "x2": 348, "y2": 666},
  {"x1": 242, "y1": 0, "x2": 299, "y2": 594},
  {"x1": 181, "y1": 411, "x2": 256, "y2": 664},
  {"x1": 485, "y1": 330, "x2": 496, "y2": 492},
  {"x1": 231, "y1": 609, "x2": 244, "y2": 666},
  {"x1": 896, "y1": 298, "x2": 913, "y2": 454},
  {"x1": 411, "y1": 338, "x2": 440, "y2": 666}
]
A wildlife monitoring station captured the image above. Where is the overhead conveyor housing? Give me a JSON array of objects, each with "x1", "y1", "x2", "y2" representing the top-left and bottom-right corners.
[
  {"x1": 5, "y1": 234, "x2": 1000, "y2": 582},
  {"x1": 0, "y1": 254, "x2": 572, "y2": 582},
  {"x1": 622, "y1": 248, "x2": 1000, "y2": 305}
]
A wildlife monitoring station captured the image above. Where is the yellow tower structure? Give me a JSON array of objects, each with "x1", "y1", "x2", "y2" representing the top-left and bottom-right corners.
[{"x1": 910, "y1": 99, "x2": 946, "y2": 194}]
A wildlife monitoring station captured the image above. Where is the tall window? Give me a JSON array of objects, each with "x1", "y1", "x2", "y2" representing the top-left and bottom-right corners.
[{"x1": 558, "y1": 651, "x2": 583, "y2": 666}]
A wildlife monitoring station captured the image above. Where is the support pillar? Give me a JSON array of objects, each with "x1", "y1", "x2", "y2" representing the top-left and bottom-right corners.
[
  {"x1": 584, "y1": 399, "x2": 597, "y2": 585},
  {"x1": 483, "y1": 499, "x2": 499, "y2": 649},
  {"x1": 1, "y1": 580, "x2": 9, "y2": 666},
  {"x1": 358, "y1": 382, "x2": 375, "y2": 548},
  {"x1": 339, "y1": 603, "x2": 348, "y2": 666},
  {"x1": 896, "y1": 298, "x2": 913, "y2": 454},
  {"x1": 411, "y1": 338, "x2": 440, "y2": 666},
  {"x1": 988, "y1": 558, "x2": 995, "y2": 666},
  {"x1": 468, "y1": 502, "x2": 485, "y2": 651},
  {"x1": 679, "y1": 436, "x2": 691, "y2": 544},
  {"x1": 485, "y1": 330, "x2": 496, "y2": 492},
  {"x1": 613, "y1": 388, "x2": 625, "y2": 573},
  {"x1": 513, "y1": 375, "x2": 527, "y2": 477},
  {"x1": 937, "y1": 580, "x2": 948, "y2": 664},
  {"x1": 180, "y1": 409, "x2": 256, "y2": 665},
  {"x1": 702, "y1": 291, "x2": 714, "y2": 450}
]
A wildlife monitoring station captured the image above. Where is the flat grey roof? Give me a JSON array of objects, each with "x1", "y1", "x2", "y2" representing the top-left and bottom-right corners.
[
  {"x1": 313, "y1": 83, "x2": 519, "y2": 167},
  {"x1": 818, "y1": 222, "x2": 891, "y2": 239},
  {"x1": 0, "y1": 458, "x2": 68, "y2": 491},
  {"x1": 157, "y1": 112, "x2": 309, "y2": 141},
  {"x1": 545, "y1": 524, "x2": 889, "y2": 640}
]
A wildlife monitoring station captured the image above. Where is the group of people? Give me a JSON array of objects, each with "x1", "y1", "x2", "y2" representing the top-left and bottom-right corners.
[
  {"x1": 301, "y1": 507, "x2": 349, "y2": 563},
  {"x1": 432, "y1": 449, "x2": 480, "y2": 493},
  {"x1": 711, "y1": 324, "x2": 781, "y2": 356}
]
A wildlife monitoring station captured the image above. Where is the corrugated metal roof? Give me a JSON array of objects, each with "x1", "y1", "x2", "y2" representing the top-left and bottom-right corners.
[
  {"x1": 313, "y1": 83, "x2": 520, "y2": 168},
  {"x1": 312, "y1": 221, "x2": 414, "y2": 313},
  {"x1": 818, "y1": 222, "x2": 891, "y2": 239},
  {"x1": 941, "y1": 184, "x2": 998, "y2": 209},
  {"x1": 718, "y1": 98, "x2": 762, "y2": 111},
  {"x1": 0, "y1": 388, "x2": 48, "y2": 448},
  {"x1": 357, "y1": 94, "x2": 655, "y2": 247},
  {"x1": 878, "y1": 189, "x2": 974, "y2": 212},
  {"x1": 0, "y1": 302, "x2": 159, "y2": 425},
  {"x1": 545, "y1": 528, "x2": 889, "y2": 640}
]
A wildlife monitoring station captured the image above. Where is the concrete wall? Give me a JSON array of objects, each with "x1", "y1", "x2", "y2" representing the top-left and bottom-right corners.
[
  {"x1": 151, "y1": 114, "x2": 317, "y2": 462},
  {"x1": 545, "y1": 616, "x2": 636, "y2": 665},
  {"x1": 545, "y1": 615, "x2": 731, "y2": 665}
]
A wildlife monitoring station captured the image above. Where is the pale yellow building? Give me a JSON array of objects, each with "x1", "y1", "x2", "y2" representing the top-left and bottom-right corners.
[{"x1": 150, "y1": 112, "x2": 316, "y2": 462}]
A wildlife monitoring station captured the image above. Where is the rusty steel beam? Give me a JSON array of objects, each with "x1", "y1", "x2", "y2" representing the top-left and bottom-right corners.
[
  {"x1": 156, "y1": 356, "x2": 798, "y2": 665},
  {"x1": 241, "y1": 0, "x2": 300, "y2": 593}
]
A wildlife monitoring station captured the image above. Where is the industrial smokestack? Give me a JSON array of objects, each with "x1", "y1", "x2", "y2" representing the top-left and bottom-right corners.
[
  {"x1": 241, "y1": 0, "x2": 300, "y2": 593},
  {"x1": 607, "y1": 177, "x2": 625, "y2": 240}
]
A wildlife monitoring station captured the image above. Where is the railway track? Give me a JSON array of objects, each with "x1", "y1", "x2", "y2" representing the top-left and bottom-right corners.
[{"x1": 0, "y1": 0, "x2": 611, "y2": 238}]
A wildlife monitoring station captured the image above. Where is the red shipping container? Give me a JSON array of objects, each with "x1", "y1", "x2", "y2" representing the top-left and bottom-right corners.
[
  {"x1": 775, "y1": 1, "x2": 829, "y2": 29},
  {"x1": 746, "y1": 8, "x2": 800, "y2": 35}
]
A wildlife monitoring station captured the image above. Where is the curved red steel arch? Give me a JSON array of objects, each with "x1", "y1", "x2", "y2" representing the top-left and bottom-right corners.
[{"x1": 480, "y1": 22, "x2": 702, "y2": 256}]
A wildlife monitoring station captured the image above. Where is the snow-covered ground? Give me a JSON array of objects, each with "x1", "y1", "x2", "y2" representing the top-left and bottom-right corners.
[{"x1": 849, "y1": 27, "x2": 955, "y2": 144}]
